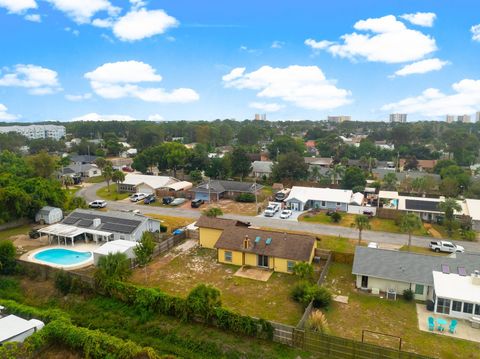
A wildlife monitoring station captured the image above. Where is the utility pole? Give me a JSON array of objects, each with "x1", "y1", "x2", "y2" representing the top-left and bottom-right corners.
[{"x1": 254, "y1": 176, "x2": 258, "y2": 215}]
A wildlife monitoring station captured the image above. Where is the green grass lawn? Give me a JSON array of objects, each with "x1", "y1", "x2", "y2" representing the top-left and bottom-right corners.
[
  {"x1": 85, "y1": 175, "x2": 106, "y2": 183},
  {"x1": 399, "y1": 245, "x2": 448, "y2": 256},
  {"x1": 96, "y1": 184, "x2": 130, "y2": 201},
  {"x1": 129, "y1": 247, "x2": 305, "y2": 325},
  {"x1": 0, "y1": 224, "x2": 32, "y2": 241},
  {"x1": 65, "y1": 185, "x2": 82, "y2": 196},
  {"x1": 300, "y1": 212, "x2": 430, "y2": 236},
  {"x1": 323, "y1": 263, "x2": 480, "y2": 359}
]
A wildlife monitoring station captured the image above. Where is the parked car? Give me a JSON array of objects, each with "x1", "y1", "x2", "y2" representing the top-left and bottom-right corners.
[
  {"x1": 274, "y1": 192, "x2": 287, "y2": 202},
  {"x1": 367, "y1": 242, "x2": 379, "y2": 249},
  {"x1": 162, "y1": 196, "x2": 174, "y2": 205},
  {"x1": 264, "y1": 203, "x2": 280, "y2": 217},
  {"x1": 191, "y1": 199, "x2": 204, "y2": 208},
  {"x1": 170, "y1": 198, "x2": 187, "y2": 206},
  {"x1": 429, "y1": 241, "x2": 464, "y2": 253},
  {"x1": 130, "y1": 193, "x2": 148, "y2": 202},
  {"x1": 144, "y1": 194, "x2": 156, "y2": 204},
  {"x1": 89, "y1": 200, "x2": 107, "y2": 208},
  {"x1": 29, "y1": 229, "x2": 40, "y2": 239},
  {"x1": 363, "y1": 210, "x2": 374, "y2": 217},
  {"x1": 122, "y1": 166, "x2": 134, "y2": 172},
  {"x1": 280, "y1": 209, "x2": 292, "y2": 219}
]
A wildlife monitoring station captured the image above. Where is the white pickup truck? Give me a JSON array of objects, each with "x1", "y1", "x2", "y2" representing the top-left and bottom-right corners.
[
  {"x1": 264, "y1": 202, "x2": 281, "y2": 217},
  {"x1": 429, "y1": 241, "x2": 465, "y2": 253}
]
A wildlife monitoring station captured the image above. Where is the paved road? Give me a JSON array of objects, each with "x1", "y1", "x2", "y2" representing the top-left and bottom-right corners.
[{"x1": 77, "y1": 183, "x2": 480, "y2": 252}]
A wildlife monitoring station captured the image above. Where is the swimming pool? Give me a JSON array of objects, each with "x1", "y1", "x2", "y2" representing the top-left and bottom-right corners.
[{"x1": 33, "y1": 248, "x2": 92, "y2": 267}]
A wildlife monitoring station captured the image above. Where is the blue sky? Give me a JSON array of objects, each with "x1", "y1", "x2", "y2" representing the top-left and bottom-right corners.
[{"x1": 0, "y1": 0, "x2": 479, "y2": 123}]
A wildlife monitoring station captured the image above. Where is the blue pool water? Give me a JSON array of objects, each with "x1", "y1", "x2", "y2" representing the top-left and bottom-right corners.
[{"x1": 34, "y1": 248, "x2": 92, "y2": 266}]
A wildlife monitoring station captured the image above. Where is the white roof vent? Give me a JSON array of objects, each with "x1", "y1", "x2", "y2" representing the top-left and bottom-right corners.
[{"x1": 93, "y1": 218, "x2": 101, "y2": 228}]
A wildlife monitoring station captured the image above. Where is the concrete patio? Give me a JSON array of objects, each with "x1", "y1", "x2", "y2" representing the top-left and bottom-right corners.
[
  {"x1": 416, "y1": 304, "x2": 480, "y2": 343},
  {"x1": 234, "y1": 266, "x2": 273, "y2": 282}
]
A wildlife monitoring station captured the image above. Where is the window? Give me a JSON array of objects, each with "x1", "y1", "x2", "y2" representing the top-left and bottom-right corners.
[
  {"x1": 336, "y1": 202, "x2": 341, "y2": 206},
  {"x1": 257, "y1": 255, "x2": 269, "y2": 268},
  {"x1": 463, "y1": 302, "x2": 474, "y2": 314},
  {"x1": 436, "y1": 298, "x2": 451, "y2": 314},
  {"x1": 414, "y1": 284, "x2": 424, "y2": 295},
  {"x1": 321, "y1": 201, "x2": 326, "y2": 207},
  {"x1": 287, "y1": 261, "x2": 295, "y2": 273},
  {"x1": 224, "y1": 251, "x2": 232, "y2": 262},
  {"x1": 475, "y1": 304, "x2": 480, "y2": 316},
  {"x1": 452, "y1": 301, "x2": 462, "y2": 312}
]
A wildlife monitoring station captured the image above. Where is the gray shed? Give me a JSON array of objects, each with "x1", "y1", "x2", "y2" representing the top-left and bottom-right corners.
[{"x1": 35, "y1": 206, "x2": 63, "y2": 225}]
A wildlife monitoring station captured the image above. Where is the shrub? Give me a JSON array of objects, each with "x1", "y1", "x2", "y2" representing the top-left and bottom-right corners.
[
  {"x1": 330, "y1": 212, "x2": 342, "y2": 223},
  {"x1": 403, "y1": 288, "x2": 414, "y2": 301},
  {"x1": 292, "y1": 262, "x2": 315, "y2": 282},
  {"x1": 306, "y1": 310, "x2": 329, "y2": 334},
  {"x1": 55, "y1": 270, "x2": 73, "y2": 295},
  {"x1": 311, "y1": 287, "x2": 332, "y2": 309},
  {"x1": 290, "y1": 281, "x2": 310, "y2": 305},
  {"x1": 203, "y1": 207, "x2": 223, "y2": 217},
  {"x1": 235, "y1": 193, "x2": 255, "y2": 203},
  {"x1": 94, "y1": 252, "x2": 132, "y2": 287},
  {"x1": 460, "y1": 228, "x2": 476, "y2": 241},
  {"x1": 0, "y1": 240, "x2": 17, "y2": 274},
  {"x1": 186, "y1": 284, "x2": 221, "y2": 322},
  {"x1": 291, "y1": 283, "x2": 332, "y2": 309}
]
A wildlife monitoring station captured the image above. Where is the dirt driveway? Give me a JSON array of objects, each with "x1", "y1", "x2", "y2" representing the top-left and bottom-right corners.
[{"x1": 181, "y1": 199, "x2": 258, "y2": 216}]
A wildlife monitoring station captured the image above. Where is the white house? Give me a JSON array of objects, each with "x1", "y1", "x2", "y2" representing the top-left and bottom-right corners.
[
  {"x1": 352, "y1": 247, "x2": 480, "y2": 302},
  {"x1": 251, "y1": 161, "x2": 273, "y2": 178},
  {"x1": 35, "y1": 206, "x2": 63, "y2": 224},
  {"x1": 285, "y1": 186, "x2": 363, "y2": 212},
  {"x1": 118, "y1": 174, "x2": 191, "y2": 194},
  {"x1": 93, "y1": 240, "x2": 138, "y2": 265},
  {"x1": 0, "y1": 314, "x2": 44, "y2": 344}
]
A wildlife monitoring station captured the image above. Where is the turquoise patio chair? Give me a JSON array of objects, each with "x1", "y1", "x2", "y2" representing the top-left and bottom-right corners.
[
  {"x1": 449, "y1": 319, "x2": 458, "y2": 334},
  {"x1": 428, "y1": 317, "x2": 435, "y2": 331}
]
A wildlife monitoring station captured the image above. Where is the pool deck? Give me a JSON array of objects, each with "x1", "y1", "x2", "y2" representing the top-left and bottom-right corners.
[{"x1": 22, "y1": 243, "x2": 100, "y2": 270}]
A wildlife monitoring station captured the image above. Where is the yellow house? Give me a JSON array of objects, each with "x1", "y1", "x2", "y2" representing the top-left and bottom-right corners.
[
  {"x1": 214, "y1": 227, "x2": 317, "y2": 274},
  {"x1": 196, "y1": 216, "x2": 250, "y2": 249}
]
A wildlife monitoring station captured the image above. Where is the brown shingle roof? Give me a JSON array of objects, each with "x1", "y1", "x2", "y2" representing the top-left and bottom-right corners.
[
  {"x1": 196, "y1": 215, "x2": 249, "y2": 230},
  {"x1": 214, "y1": 227, "x2": 316, "y2": 262}
]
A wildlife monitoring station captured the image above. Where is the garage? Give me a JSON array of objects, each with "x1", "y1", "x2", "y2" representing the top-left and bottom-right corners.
[
  {"x1": 195, "y1": 192, "x2": 211, "y2": 202},
  {"x1": 137, "y1": 183, "x2": 155, "y2": 194}
]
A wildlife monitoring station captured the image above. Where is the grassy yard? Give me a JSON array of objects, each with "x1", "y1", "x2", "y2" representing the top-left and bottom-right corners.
[
  {"x1": 0, "y1": 276, "x2": 311, "y2": 359},
  {"x1": 0, "y1": 224, "x2": 31, "y2": 241},
  {"x1": 129, "y1": 247, "x2": 305, "y2": 325},
  {"x1": 144, "y1": 213, "x2": 195, "y2": 232},
  {"x1": 96, "y1": 184, "x2": 130, "y2": 201},
  {"x1": 322, "y1": 263, "x2": 480, "y2": 359},
  {"x1": 65, "y1": 185, "x2": 82, "y2": 196},
  {"x1": 85, "y1": 175, "x2": 105, "y2": 183},
  {"x1": 399, "y1": 245, "x2": 448, "y2": 256},
  {"x1": 300, "y1": 212, "x2": 430, "y2": 236}
]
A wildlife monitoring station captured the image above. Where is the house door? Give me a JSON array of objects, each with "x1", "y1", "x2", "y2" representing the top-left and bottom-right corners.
[
  {"x1": 291, "y1": 202, "x2": 298, "y2": 211},
  {"x1": 361, "y1": 276, "x2": 368, "y2": 288},
  {"x1": 257, "y1": 255, "x2": 269, "y2": 268}
]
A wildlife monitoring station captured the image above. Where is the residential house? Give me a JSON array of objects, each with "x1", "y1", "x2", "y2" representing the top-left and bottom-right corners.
[
  {"x1": 35, "y1": 206, "x2": 63, "y2": 225},
  {"x1": 196, "y1": 216, "x2": 250, "y2": 249},
  {"x1": 372, "y1": 169, "x2": 441, "y2": 183},
  {"x1": 0, "y1": 314, "x2": 44, "y2": 344},
  {"x1": 352, "y1": 246, "x2": 480, "y2": 319},
  {"x1": 39, "y1": 209, "x2": 161, "y2": 244},
  {"x1": 304, "y1": 140, "x2": 318, "y2": 156},
  {"x1": 465, "y1": 199, "x2": 480, "y2": 231},
  {"x1": 251, "y1": 161, "x2": 274, "y2": 178},
  {"x1": 65, "y1": 163, "x2": 102, "y2": 178},
  {"x1": 118, "y1": 174, "x2": 192, "y2": 195},
  {"x1": 215, "y1": 227, "x2": 317, "y2": 274},
  {"x1": 70, "y1": 155, "x2": 98, "y2": 165},
  {"x1": 304, "y1": 157, "x2": 333, "y2": 168},
  {"x1": 93, "y1": 240, "x2": 138, "y2": 266},
  {"x1": 285, "y1": 186, "x2": 363, "y2": 212},
  {"x1": 374, "y1": 140, "x2": 394, "y2": 151},
  {"x1": 399, "y1": 159, "x2": 437, "y2": 172},
  {"x1": 190, "y1": 180, "x2": 263, "y2": 202}
]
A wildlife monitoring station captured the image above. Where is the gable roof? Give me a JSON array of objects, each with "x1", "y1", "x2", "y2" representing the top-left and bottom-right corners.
[
  {"x1": 215, "y1": 227, "x2": 316, "y2": 262},
  {"x1": 37, "y1": 206, "x2": 60, "y2": 215},
  {"x1": 285, "y1": 186, "x2": 353, "y2": 204},
  {"x1": 191, "y1": 180, "x2": 263, "y2": 194},
  {"x1": 352, "y1": 246, "x2": 480, "y2": 286},
  {"x1": 252, "y1": 161, "x2": 273, "y2": 173},
  {"x1": 122, "y1": 174, "x2": 180, "y2": 189},
  {"x1": 195, "y1": 215, "x2": 250, "y2": 230},
  {"x1": 70, "y1": 155, "x2": 98, "y2": 163}
]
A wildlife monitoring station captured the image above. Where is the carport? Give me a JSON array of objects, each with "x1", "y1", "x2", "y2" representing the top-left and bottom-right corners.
[{"x1": 38, "y1": 223, "x2": 113, "y2": 246}]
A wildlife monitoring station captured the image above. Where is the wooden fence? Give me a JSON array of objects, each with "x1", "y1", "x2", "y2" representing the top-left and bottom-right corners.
[
  {"x1": 377, "y1": 208, "x2": 400, "y2": 220},
  {"x1": 332, "y1": 251, "x2": 355, "y2": 265}
]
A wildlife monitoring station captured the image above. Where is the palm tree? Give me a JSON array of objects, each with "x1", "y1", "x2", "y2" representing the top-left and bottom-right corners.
[
  {"x1": 439, "y1": 198, "x2": 462, "y2": 235},
  {"x1": 62, "y1": 175, "x2": 74, "y2": 190},
  {"x1": 351, "y1": 215, "x2": 371, "y2": 244},
  {"x1": 103, "y1": 165, "x2": 113, "y2": 192},
  {"x1": 399, "y1": 213, "x2": 423, "y2": 251},
  {"x1": 327, "y1": 164, "x2": 345, "y2": 185},
  {"x1": 134, "y1": 232, "x2": 156, "y2": 283},
  {"x1": 412, "y1": 177, "x2": 427, "y2": 194},
  {"x1": 309, "y1": 166, "x2": 321, "y2": 181},
  {"x1": 94, "y1": 252, "x2": 132, "y2": 287},
  {"x1": 112, "y1": 170, "x2": 125, "y2": 193}
]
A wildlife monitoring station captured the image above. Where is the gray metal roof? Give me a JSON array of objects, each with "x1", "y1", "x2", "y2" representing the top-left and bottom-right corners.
[
  {"x1": 352, "y1": 246, "x2": 480, "y2": 285},
  {"x1": 38, "y1": 206, "x2": 59, "y2": 215},
  {"x1": 191, "y1": 180, "x2": 263, "y2": 194}
]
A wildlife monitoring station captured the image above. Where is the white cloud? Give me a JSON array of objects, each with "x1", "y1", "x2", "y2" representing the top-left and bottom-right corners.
[
  {"x1": 304, "y1": 39, "x2": 334, "y2": 50},
  {"x1": 249, "y1": 102, "x2": 285, "y2": 112},
  {"x1": 223, "y1": 65, "x2": 351, "y2": 111},
  {"x1": 271, "y1": 40, "x2": 285, "y2": 49},
  {"x1": 70, "y1": 112, "x2": 139, "y2": 122},
  {"x1": 92, "y1": 18, "x2": 113, "y2": 28},
  {"x1": 113, "y1": 8, "x2": 178, "y2": 41},
  {"x1": 381, "y1": 79, "x2": 480, "y2": 117},
  {"x1": 24, "y1": 13, "x2": 41, "y2": 22},
  {"x1": 0, "y1": 104, "x2": 19, "y2": 121},
  {"x1": 85, "y1": 60, "x2": 199, "y2": 103},
  {"x1": 65, "y1": 27, "x2": 80, "y2": 36},
  {"x1": 65, "y1": 93, "x2": 92, "y2": 101},
  {"x1": 0, "y1": 0, "x2": 37, "y2": 14},
  {"x1": 472, "y1": 24, "x2": 480, "y2": 41},
  {"x1": 307, "y1": 15, "x2": 437, "y2": 63},
  {"x1": 400, "y1": 12, "x2": 436, "y2": 27},
  {"x1": 0, "y1": 64, "x2": 61, "y2": 95},
  {"x1": 148, "y1": 114, "x2": 163, "y2": 121},
  {"x1": 46, "y1": 0, "x2": 120, "y2": 24},
  {"x1": 392, "y1": 58, "x2": 449, "y2": 77}
]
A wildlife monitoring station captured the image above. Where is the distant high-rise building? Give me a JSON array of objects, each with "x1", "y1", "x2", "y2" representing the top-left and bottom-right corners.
[
  {"x1": 389, "y1": 113, "x2": 407, "y2": 123},
  {"x1": 254, "y1": 113, "x2": 266, "y2": 121},
  {"x1": 476, "y1": 111, "x2": 480, "y2": 122},
  {"x1": 446, "y1": 115, "x2": 455, "y2": 123},
  {"x1": 0, "y1": 124, "x2": 66, "y2": 140},
  {"x1": 458, "y1": 114, "x2": 471, "y2": 123},
  {"x1": 327, "y1": 115, "x2": 351, "y2": 123}
]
